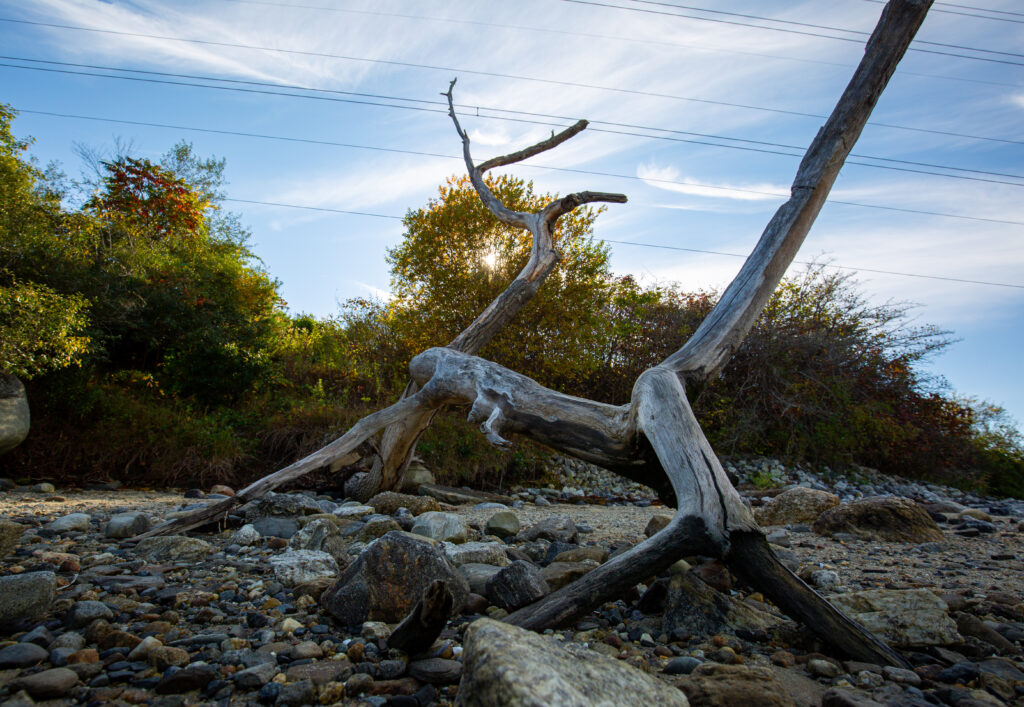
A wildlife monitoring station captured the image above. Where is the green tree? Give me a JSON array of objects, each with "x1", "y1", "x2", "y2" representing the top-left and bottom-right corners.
[
  {"x1": 80, "y1": 148, "x2": 283, "y2": 403},
  {"x1": 387, "y1": 174, "x2": 614, "y2": 389},
  {"x1": 0, "y1": 105, "x2": 92, "y2": 378}
]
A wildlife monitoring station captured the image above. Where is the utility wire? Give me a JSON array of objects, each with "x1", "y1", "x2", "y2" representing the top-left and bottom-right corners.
[
  {"x1": 5, "y1": 62, "x2": 1023, "y2": 189},
  {"x1": 601, "y1": 239, "x2": 1024, "y2": 289},
  {"x1": 860, "y1": 0, "x2": 1024, "y2": 23},
  {"x1": 1, "y1": 17, "x2": 1020, "y2": 147},
  {"x1": 214, "y1": 0, "x2": 1023, "y2": 87},
  {"x1": 9, "y1": 55, "x2": 1022, "y2": 178},
  {"x1": 220, "y1": 198, "x2": 1024, "y2": 290},
  {"x1": 624, "y1": 0, "x2": 1024, "y2": 56},
  {"x1": 562, "y1": 0, "x2": 1024, "y2": 66},
  {"x1": 21, "y1": 108, "x2": 1024, "y2": 227}
]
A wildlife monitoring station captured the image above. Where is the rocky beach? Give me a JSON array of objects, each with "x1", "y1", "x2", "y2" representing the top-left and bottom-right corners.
[{"x1": 0, "y1": 458, "x2": 1021, "y2": 706}]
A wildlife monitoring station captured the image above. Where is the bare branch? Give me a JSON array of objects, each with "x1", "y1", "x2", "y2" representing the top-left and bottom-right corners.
[
  {"x1": 477, "y1": 120, "x2": 588, "y2": 173},
  {"x1": 660, "y1": 0, "x2": 933, "y2": 385},
  {"x1": 126, "y1": 390, "x2": 434, "y2": 541}
]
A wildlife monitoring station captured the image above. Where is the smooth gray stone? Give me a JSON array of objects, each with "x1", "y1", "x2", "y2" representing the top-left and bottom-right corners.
[{"x1": 0, "y1": 642, "x2": 48, "y2": 668}]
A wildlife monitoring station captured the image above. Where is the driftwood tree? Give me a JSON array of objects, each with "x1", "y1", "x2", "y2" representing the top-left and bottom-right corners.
[{"x1": 134, "y1": 0, "x2": 933, "y2": 667}]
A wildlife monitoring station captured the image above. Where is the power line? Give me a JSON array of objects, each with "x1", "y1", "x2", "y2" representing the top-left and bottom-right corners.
[
  {"x1": 9, "y1": 55, "x2": 1022, "y2": 179},
  {"x1": 624, "y1": 0, "x2": 1024, "y2": 58},
  {"x1": 219, "y1": 199, "x2": 1024, "y2": 290},
  {"x1": 21, "y1": 107, "x2": 1024, "y2": 227},
  {"x1": 861, "y1": 0, "x2": 1024, "y2": 23},
  {"x1": 1, "y1": 17, "x2": 1020, "y2": 147},
  {"x1": 225, "y1": 198, "x2": 402, "y2": 220},
  {"x1": 215, "y1": 0, "x2": 1023, "y2": 88},
  {"x1": 562, "y1": 0, "x2": 1024, "y2": 66},
  {"x1": 5, "y1": 62, "x2": 1024, "y2": 190},
  {"x1": 935, "y1": 1, "x2": 1024, "y2": 18},
  {"x1": 601, "y1": 240, "x2": 1024, "y2": 290}
]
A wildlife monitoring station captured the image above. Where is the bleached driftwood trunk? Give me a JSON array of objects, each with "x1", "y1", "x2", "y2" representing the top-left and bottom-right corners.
[{"x1": 134, "y1": 0, "x2": 933, "y2": 667}]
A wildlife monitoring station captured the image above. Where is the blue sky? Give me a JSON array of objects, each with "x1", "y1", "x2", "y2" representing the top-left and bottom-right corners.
[{"x1": 1, "y1": 0, "x2": 1022, "y2": 424}]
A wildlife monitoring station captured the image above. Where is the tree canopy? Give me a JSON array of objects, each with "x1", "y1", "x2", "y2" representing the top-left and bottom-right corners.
[{"x1": 386, "y1": 174, "x2": 613, "y2": 389}]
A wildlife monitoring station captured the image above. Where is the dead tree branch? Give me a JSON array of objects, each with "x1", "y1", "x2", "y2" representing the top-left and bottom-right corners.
[{"x1": 146, "y1": 0, "x2": 932, "y2": 667}]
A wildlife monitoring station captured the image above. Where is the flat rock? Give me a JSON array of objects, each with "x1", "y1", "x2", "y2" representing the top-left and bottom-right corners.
[
  {"x1": 0, "y1": 571, "x2": 56, "y2": 626},
  {"x1": 517, "y1": 515, "x2": 578, "y2": 544},
  {"x1": 285, "y1": 659, "x2": 354, "y2": 685},
  {"x1": 269, "y1": 549, "x2": 340, "y2": 587},
  {"x1": 674, "y1": 663, "x2": 795, "y2": 707},
  {"x1": 411, "y1": 511, "x2": 468, "y2": 544},
  {"x1": 321, "y1": 530, "x2": 469, "y2": 625},
  {"x1": 134, "y1": 536, "x2": 213, "y2": 563},
  {"x1": 12, "y1": 667, "x2": 78, "y2": 699},
  {"x1": 443, "y1": 541, "x2": 509, "y2": 567},
  {"x1": 251, "y1": 516, "x2": 299, "y2": 539},
  {"x1": 829, "y1": 588, "x2": 961, "y2": 648},
  {"x1": 408, "y1": 657, "x2": 462, "y2": 684},
  {"x1": 457, "y1": 618, "x2": 689, "y2": 706},
  {"x1": 367, "y1": 491, "x2": 441, "y2": 516},
  {"x1": 812, "y1": 497, "x2": 942, "y2": 543},
  {"x1": 756, "y1": 487, "x2": 840, "y2": 526}
]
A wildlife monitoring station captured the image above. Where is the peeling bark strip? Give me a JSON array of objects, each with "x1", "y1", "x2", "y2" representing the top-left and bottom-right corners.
[{"x1": 142, "y1": 0, "x2": 931, "y2": 667}]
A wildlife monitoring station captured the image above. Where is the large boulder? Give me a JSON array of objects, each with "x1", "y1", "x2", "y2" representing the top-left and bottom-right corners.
[
  {"x1": 0, "y1": 374, "x2": 29, "y2": 455},
  {"x1": 456, "y1": 618, "x2": 690, "y2": 706},
  {"x1": 812, "y1": 496, "x2": 943, "y2": 543},
  {"x1": 828, "y1": 588, "x2": 961, "y2": 648},
  {"x1": 321, "y1": 531, "x2": 469, "y2": 626},
  {"x1": 756, "y1": 487, "x2": 840, "y2": 526}
]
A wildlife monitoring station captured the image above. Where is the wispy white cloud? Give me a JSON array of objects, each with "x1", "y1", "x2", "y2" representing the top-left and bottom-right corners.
[
  {"x1": 637, "y1": 163, "x2": 786, "y2": 201},
  {"x1": 268, "y1": 157, "x2": 452, "y2": 213},
  {"x1": 354, "y1": 281, "x2": 393, "y2": 301}
]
